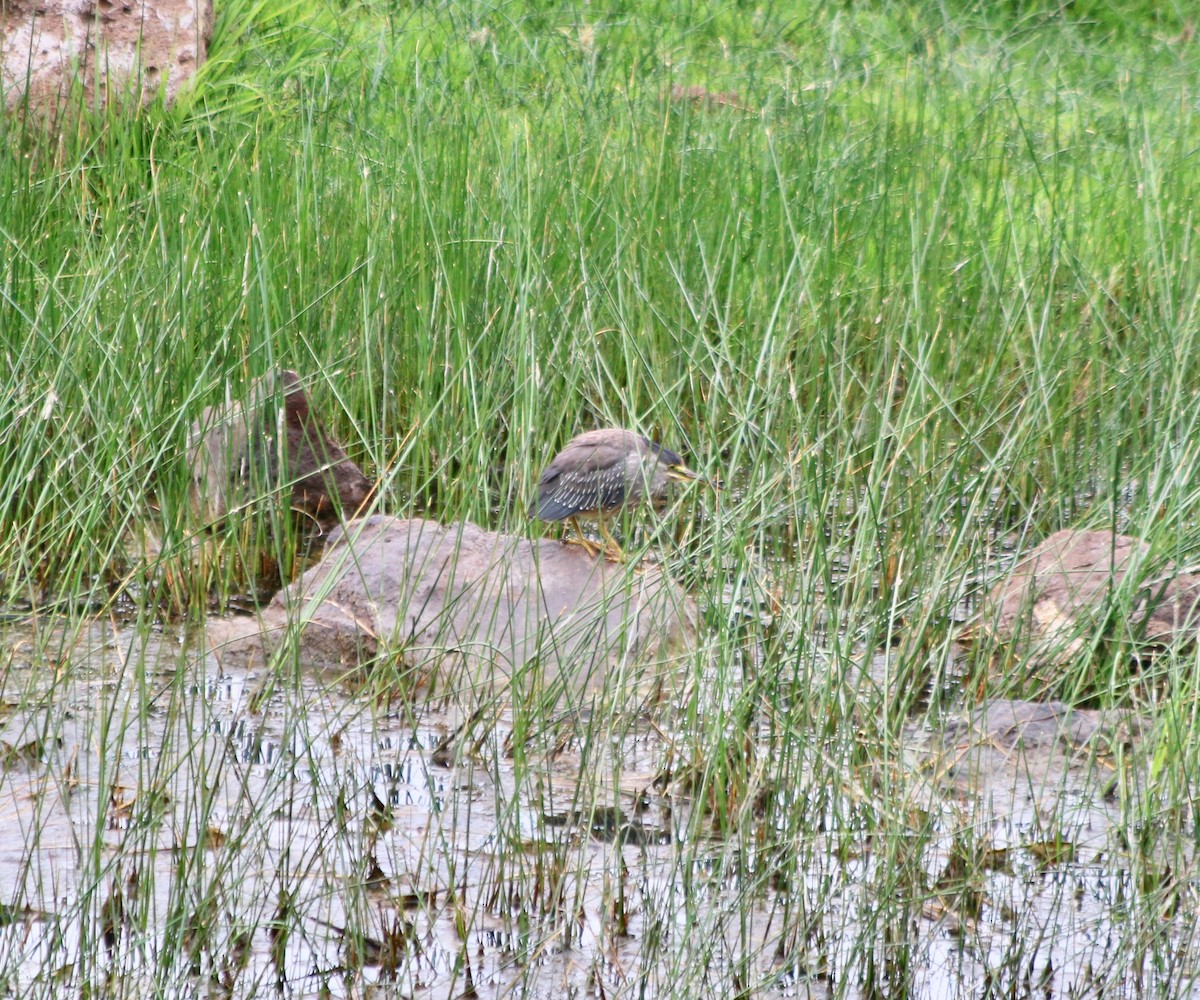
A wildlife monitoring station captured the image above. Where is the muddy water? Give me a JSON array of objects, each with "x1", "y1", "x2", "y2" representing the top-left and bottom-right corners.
[{"x1": 0, "y1": 618, "x2": 1196, "y2": 998}]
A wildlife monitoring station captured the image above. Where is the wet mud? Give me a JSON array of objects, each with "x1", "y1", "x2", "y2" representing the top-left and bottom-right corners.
[{"x1": 0, "y1": 613, "x2": 1193, "y2": 998}]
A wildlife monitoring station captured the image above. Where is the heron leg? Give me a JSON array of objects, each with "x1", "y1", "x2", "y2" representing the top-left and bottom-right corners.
[
  {"x1": 598, "y1": 516, "x2": 627, "y2": 563},
  {"x1": 565, "y1": 516, "x2": 602, "y2": 558}
]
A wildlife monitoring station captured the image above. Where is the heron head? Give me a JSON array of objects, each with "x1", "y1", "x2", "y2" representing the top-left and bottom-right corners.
[
  {"x1": 665, "y1": 462, "x2": 703, "y2": 483},
  {"x1": 646, "y1": 439, "x2": 717, "y2": 489}
]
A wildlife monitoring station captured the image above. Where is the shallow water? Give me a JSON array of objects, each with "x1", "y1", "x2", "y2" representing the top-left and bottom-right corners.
[{"x1": 0, "y1": 615, "x2": 1196, "y2": 998}]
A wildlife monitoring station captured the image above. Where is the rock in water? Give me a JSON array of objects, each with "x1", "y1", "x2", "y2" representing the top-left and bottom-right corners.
[
  {"x1": 207, "y1": 516, "x2": 698, "y2": 703},
  {"x1": 188, "y1": 370, "x2": 372, "y2": 531},
  {"x1": 982, "y1": 529, "x2": 1200, "y2": 664}
]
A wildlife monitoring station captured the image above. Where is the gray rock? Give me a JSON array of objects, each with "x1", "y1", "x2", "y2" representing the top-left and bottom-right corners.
[
  {"x1": 982, "y1": 529, "x2": 1200, "y2": 663},
  {"x1": 2, "y1": 0, "x2": 212, "y2": 120},
  {"x1": 188, "y1": 370, "x2": 372, "y2": 531},
  {"x1": 206, "y1": 516, "x2": 698, "y2": 702},
  {"x1": 940, "y1": 698, "x2": 1134, "y2": 753},
  {"x1": 919, "y1": 698, "x2": 1137, "y2": 842}
]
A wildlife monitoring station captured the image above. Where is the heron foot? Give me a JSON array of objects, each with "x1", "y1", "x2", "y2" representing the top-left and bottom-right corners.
[
  {"x1": 564, "y1": 535, "x2": 603, "y2": 558},
  {"x1": 602, "y1": 541, "x2": 628, "y2": 563},
  {"x1": 598, "y1": 522, "x2": 627, "y2": 563},
  {"x1": 563, "y1": 517, "x2": 603, "y2": 558}
]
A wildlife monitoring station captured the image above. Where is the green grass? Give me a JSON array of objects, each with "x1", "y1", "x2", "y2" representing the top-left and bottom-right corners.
[{"x1": 3, "y1": 0, "x2": 1200, "y2": 995}]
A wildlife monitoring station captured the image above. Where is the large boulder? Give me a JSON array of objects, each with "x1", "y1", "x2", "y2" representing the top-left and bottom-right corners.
[
  {"x1": 188, "y1": 369, "x2": 372, "y2": 531},
  {"x1": 2, "y1": 0, "x2": 213, "y2": 119},
  {"x1": 206, "y1": 516, "x2": 699, "y2": 703},
  {"x1": 981, "y1": 529, "x2": 1200, "y2": 664}
]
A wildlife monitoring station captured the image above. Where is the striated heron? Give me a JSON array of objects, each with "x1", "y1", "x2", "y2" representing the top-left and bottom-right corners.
[{"x1": 531, "y1": 428, "x2": 706, "y2": 559}]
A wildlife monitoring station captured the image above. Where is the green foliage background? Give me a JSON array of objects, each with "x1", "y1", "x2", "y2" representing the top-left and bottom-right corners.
[{"x1": 3, "y1": 0, "x2": 1200, "y2": 695}]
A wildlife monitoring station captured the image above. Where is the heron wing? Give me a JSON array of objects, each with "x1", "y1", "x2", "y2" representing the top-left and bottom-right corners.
[
  {"x1": 534, "y1": 442, "x2": 633, "y2": 520},
  {"x1": 539, "y1": 433, "x2": 638, "y2": 478}
]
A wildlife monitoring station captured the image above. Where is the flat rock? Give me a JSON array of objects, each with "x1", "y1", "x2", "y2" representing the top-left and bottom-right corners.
[
  {"x1": 2, "y1": 0, "x2": 213, "y2": 120},
  {"x1": 915, "y1": 698, "x2": 1137, "y2": 849},
  {"x1": 206, "y1": 516, "x2": 699, "y2": 704},
  {"x1": 188, "y1": 370, "x2": 372, "y2": 530},
  {"x1": 981, "y1": 529, "x2": 1200, "y2": 664},
  {"x1": 939, "y1": 698, "x2": 1134, "y2": 754}
]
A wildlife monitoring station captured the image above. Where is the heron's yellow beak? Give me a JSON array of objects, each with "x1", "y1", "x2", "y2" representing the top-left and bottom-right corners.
[{"x1": 668, "y1": 464, "x2": 721, "y2": 490}]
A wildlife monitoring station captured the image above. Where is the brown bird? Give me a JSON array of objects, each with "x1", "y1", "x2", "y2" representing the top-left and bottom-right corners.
[{"x1": 531, "y1": 428, "x2": 705, "y2": 559}]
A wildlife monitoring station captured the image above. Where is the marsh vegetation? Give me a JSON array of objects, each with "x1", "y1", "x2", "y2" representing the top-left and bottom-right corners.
[{"x1": 3, "y1": 0, "x2": 1200, "y2": 995}]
